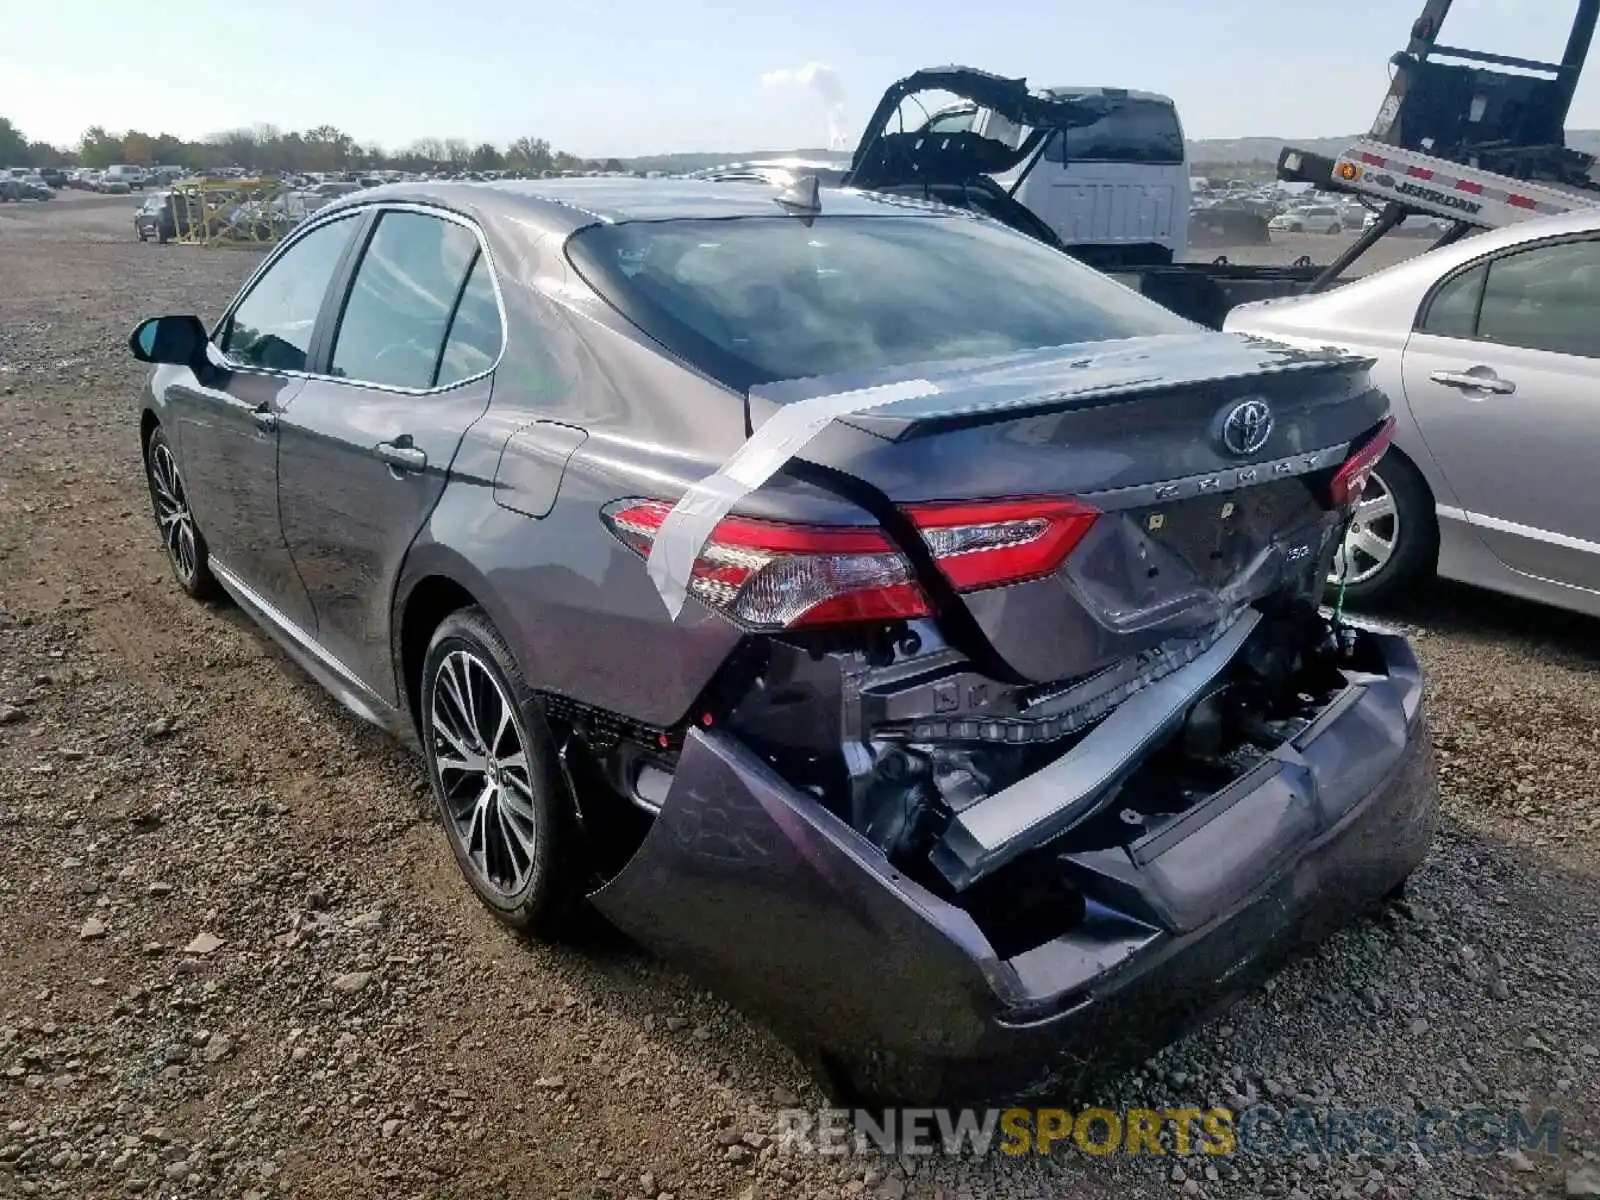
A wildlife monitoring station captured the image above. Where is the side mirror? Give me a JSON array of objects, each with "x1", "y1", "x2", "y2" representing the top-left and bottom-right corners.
[{"x1": 128, "y1": 315, "x2": 208, "y2": 369}]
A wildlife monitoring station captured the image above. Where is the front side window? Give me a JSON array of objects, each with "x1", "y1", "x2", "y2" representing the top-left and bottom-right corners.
[
  {"x1": 1475, "y1": 239, "x2": 1600, "y2": 359},
  {"x1": 568, "y1": 214, "x2": 1195, "y2": 390},
  {"x1": 218, "y1": 214, "x2": 359, "y2": 371},
  {"x1": 329, "y1": 211, "x2": 481, "y2": 389}
]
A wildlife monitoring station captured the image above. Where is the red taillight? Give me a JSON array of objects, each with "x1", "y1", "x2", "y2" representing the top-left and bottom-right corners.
[
  {"x1": 1328, "y1": 417, "x2": 1397, "y2": 508},
  {"x1": 905, "y1": 497, "x2": 1100, "y2": 592},
  {"x1": 602, "y1": 500, "x2": 930, "y2": 630},
  {"x1": 604, "y1": 494, "x2": 1100, "y2": 630}
]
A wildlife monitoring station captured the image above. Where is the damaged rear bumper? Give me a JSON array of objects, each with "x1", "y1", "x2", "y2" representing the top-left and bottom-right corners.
[{"x1": 588, "y1": 627, "x2": 1437, "y2": 1104}]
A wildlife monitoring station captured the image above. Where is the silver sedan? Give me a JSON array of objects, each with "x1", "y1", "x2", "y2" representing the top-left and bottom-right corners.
[{"x1": 1225, "y1": 206, "x2": 1600, "y2": 618}]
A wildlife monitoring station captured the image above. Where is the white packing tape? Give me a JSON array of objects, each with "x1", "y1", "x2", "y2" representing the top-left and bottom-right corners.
[{"x1": 646, "y1": 378, "x2": 942, "y2": 618}]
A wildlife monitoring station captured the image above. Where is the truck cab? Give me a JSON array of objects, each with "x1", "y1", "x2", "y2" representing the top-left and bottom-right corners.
[
  {"x1": 849, "y1": 70, "x2": 1192, "y2": 271},
  {"x1": 972, "y1": 87, "x2": 1191, "y2": 269}
]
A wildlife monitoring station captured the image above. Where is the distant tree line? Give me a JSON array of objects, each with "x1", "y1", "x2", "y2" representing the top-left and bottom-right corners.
[{"x1": 0, "y1": 116, "x2": 626, "y2": 175}]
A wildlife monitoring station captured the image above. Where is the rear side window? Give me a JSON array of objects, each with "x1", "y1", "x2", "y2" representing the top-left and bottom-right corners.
[
  {"x1": 1476, "y1": 240, "x2": 1600, "y2": 359},
  {"x1": 219, "y1": 214, "x2": 360, "y2": 372},
  {"x1": 1043, "y1": 98, "x2": 1185, "y2": 165},
  {"x1": 435, "y1": 254, "x2": 504, "y2": 387},
  {"x1": 567, "y1": 214, "x2": 1194, "y2": 391},
  {"x1": 1419, "y1": 263, "x2": 1486, "y2": 338},
  {"x1": 330, "y1": 211, "x2": 481, "y2": 388}
]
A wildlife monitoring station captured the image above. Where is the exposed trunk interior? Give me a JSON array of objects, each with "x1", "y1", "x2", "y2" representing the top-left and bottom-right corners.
[{"x1": 549, "y1": 563, "x2": 1401, "y2": 968}]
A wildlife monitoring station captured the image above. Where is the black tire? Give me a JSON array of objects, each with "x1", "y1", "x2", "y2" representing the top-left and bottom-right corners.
[
  {"x1": 1329, "y1": 223, "x2": 1343, "y2": 234},
  {"x1": 143, "y1": 424, "x2": 221, "y2": 601},
  {"x1": 1329, "y1": 448, "x2": 1438, "y2": 606},
  {"x1": 420, "y1": 607, "x2": 577, "y2": 935}
]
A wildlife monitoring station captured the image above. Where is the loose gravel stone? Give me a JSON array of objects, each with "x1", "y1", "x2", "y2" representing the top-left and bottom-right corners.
[{"x1": 183, "y1": 931, "x2": 223, "y2": 955}]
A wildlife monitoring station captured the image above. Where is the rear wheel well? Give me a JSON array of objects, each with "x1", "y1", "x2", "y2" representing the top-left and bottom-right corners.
[
  {"x1": 1337, "y1": 441, "x2": 1440, "y2": 604},
  {"x1": 399, "y1": 576, "x2": 480, "y2": 734},
  {"x1": 1378, "y1": 442, "x2": 1438, "y2": 529}
]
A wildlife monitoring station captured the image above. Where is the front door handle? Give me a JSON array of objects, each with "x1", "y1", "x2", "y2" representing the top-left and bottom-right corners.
[
  {"x1": 251, "y1": 405, "x2": 278, "y2": 431},
  {"x1": 375, "y1": 438, "x2": 427, "y2": 472},
  {"x1": 1430, "y1": 368, "x2": 1516, "y2": 395}
]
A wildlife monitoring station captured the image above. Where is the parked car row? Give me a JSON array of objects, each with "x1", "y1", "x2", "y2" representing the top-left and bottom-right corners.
[
  {"x1": 1, "y1": 168, "x2": 55, "y2": 201},
  {"x1": 133, "y1": 183, "x2": 331, "y2": 244},
  {"x1": 1268, "y1": 203, "x2": 1356, "y2": 234},
  {"x1": 1195, "y1": 186, "x2": 1448, "y2": 241}
]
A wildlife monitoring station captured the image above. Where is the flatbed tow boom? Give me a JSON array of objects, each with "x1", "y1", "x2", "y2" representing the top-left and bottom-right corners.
[
  {"x1": 1276, "y1": 0, "x2": 1600, "y2": 291},
  {"x1": 1117, "y1": 0, "x2": 1600, "y2": 324}
]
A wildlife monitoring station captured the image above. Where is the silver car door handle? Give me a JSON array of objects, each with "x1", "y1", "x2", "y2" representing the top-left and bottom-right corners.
[
  {"x1": 375, "y1": 440, "x2": 427, "y2": 472},
  {"x1": 1430, "y1": 369, "x2": 1516, "y2": 395},
  {"x1": 251, "y1": 406, "x2": 278, "y2": 431}
]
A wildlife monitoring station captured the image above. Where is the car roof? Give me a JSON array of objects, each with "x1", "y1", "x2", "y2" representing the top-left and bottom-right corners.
[
  {"x1": 1042, "y1": 85, "x2": 1175, "y2": 106},
  {"x1": 315, "y1": 177, "x2": 950, "y2": 237},
  {"x1": 1444, "y1": 202, "x2": 1600, "y2": 249},
  {"x1": 1229, "y1": 203, "x2": 1600, "y2": 330}
]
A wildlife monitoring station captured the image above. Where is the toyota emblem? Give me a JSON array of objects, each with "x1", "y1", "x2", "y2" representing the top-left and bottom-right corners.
[{"x1": 1217, "y1": 398, "x2": 1274, "y2": 456}]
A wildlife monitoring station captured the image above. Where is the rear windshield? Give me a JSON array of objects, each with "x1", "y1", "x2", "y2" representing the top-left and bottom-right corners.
[
  {"x1": 566, "y1": 214, "x2": 1193, "y2": 390},
  {"x1": 1043, "y1": 98, "x2": 1186, "y2": 165}
]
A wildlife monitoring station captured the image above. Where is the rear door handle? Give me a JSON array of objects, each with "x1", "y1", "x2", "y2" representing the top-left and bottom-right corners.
[
  {"x1": 375, "y1": 438, "x2": 427, "y2": 472},
  {"x1": 1430, "y1": 369, "x2": 1516, "y2": 395}
]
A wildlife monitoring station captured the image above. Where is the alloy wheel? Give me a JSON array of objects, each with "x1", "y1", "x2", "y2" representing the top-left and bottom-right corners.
[
  {"x1": 1330, "y1": 469, "x2": 1400, "y2": 587},
  {"x1": 428, "y1": 649, "x2": 540, "y2": 898},
  {"x1": 149, "y1": 442, "x2": 199, "y2": 585}
]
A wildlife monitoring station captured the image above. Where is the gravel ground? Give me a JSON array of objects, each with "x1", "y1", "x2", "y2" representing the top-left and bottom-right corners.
[{"x1": 1, "y1": 194, "x2": 1597, "y2": 1200}]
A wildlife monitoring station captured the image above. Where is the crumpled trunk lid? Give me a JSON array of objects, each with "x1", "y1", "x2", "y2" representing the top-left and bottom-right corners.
[{"x1": 759, "y1": 332, "x2": 1384, "y2": 684}]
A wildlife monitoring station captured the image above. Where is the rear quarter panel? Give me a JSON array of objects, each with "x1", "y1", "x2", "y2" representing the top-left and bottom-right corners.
[{"x1": 399, "y1": 233, "x2": 877, "y2": 728}]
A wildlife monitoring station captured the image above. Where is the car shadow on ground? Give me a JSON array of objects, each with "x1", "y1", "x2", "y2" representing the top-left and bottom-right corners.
[{"x1": 1370, "y1": 579, "x2": 1600, "y2": 665}]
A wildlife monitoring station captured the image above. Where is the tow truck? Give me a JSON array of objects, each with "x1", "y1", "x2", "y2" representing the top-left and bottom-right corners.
[{"x1": 842, "y1": 0, "x2": 1600, "y2": 327}]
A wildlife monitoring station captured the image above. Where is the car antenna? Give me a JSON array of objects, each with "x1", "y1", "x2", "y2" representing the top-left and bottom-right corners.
[{"x1": 774, "y1": 174, "x2": 822, "y2": 223}]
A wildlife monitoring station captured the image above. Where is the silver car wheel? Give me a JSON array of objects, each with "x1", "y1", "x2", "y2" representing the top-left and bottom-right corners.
[
  {"x1": 149, "y1": 443, "x2": 199, "y2": 584},
  {"x1": 428, "y1": 649, "x2": 539, "y2": 898},
  {"x1": 1330, "y1": 469, "x2": 1400, "y2": 587}
]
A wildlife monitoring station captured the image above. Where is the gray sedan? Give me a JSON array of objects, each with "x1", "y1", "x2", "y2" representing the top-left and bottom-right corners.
[
  {"x1": 126, "y1": 178, "x2": 1434, "y2": 1103},
  {"x1": 1226, "y1": 207, "x2": 1600, "y2": 617}
]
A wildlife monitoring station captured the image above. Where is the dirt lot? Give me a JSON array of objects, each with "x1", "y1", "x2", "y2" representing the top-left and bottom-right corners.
[{"x1": 1, "y1": 193, "x2": 1598, "y2": 1200}]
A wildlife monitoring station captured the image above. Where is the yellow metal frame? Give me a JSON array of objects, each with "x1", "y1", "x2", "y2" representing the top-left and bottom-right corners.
[{"x1": 164, "y1": 177, "x2": 293, "y2": 247}]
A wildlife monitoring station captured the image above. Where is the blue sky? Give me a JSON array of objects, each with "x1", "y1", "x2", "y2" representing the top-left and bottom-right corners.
[{"x1": 2, "y1": 0, "x2": 1596, "y2": 155}]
